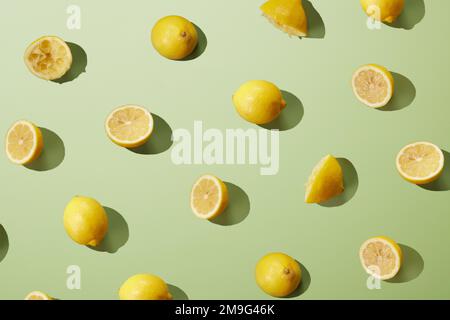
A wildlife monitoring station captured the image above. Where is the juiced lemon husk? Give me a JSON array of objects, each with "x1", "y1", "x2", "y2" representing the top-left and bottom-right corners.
[
  {"x1": 359, "y1": 236, "x2": 402, "y2": 280},
  {"x1": 24, "y1": 36, "x2": 72, "y2": 80},
  {"x1": 352, "y1": 64, "x2": 394, "y2": 108}
]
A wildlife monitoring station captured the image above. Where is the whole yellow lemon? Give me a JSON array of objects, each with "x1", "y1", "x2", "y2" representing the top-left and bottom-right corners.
[
  {"x1": 119, "y1": 274, "x2": 173, "y2": 300},
  {"x1": 255, "y1": 252, "x2": 301, "y2": 297},
  {"x1": 360, "y1": 0, "x2": 405, "y2": 23},
  {"x1": 233, "y1": 80, "x2": 286, "y2": 125},
  {"x1": 63, "y1": 196, "x2": 108, "y2": 247},
  {"x1": 151, "y1": 15, "x2": 198, "y2": 60}
]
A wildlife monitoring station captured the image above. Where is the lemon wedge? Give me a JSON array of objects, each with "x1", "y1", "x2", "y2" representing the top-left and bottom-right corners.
[
  {"x1": 360, "y1": 0, "x2": 405, "y2": 23},
  {"x1": 305, "y1": 155, "x2": 344, "y2": 204},
  {"x1": 260, "y1": 0, "x2": 308, "y2": 37}
]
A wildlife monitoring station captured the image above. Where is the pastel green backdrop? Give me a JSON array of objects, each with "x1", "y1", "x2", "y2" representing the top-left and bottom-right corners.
[{"x1": 0, "y1": 0, "x2": 449, "y2": 300}]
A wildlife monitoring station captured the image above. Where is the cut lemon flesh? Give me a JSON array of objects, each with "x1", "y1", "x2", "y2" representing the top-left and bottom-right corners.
[
  {"x1": 5, "y1": 120, "x2": 43, "y2": 165},
  {"x1": 105, "y1": 105, "x2": 154, "y2": 148},
  {"x1": 260, "y1": 0, "x2": 308, "y2": 37},
  {"x1": 24, "y1": 36, "x2": 72, "y2": 80},
  {"x1": 191, "y1": 175, "x2": 229, "y2": 220},
  {"x1": 396, "y1": 142, "x2": 444, "y2": 185},
  {"x1": 352, "y1": 64, "x2": 394, "y2": 108},
  {"x1": 305, "y1": 155, "x2": 344, "y2": 204},
  {"x1": 25, "y1": 291, "x2": 52, "y2": 300},
  {"x1": 359, "y1": 236, "x2": 402, "y2": 280}
]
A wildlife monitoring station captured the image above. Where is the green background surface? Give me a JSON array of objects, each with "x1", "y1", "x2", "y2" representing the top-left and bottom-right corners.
[{"x1": 0, "y1": 0, "x2": 449, "y2": 300}]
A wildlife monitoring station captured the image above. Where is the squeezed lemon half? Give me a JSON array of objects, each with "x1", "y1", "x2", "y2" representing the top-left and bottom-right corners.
[
  {"x1": 5, "y1": 120, "x2": 43, "y2": 165},
  {"x1": 352, "y1": 64, "x2": 394, "y2": 108},
  {"x1": 105, "y1": 105, "x2": 154, "y2": 148},
  {"x1": 190, "y1": 175, "x2": 229, "y2": 220},
  {"x1": 396, "y1": 142, "x2": 445, "y2": 185},
  {"x1": 24, "y1": 36, "x2": 72, "y2": 80},
  {"x1": 359, "y1": 236, "x2": 402, "y2": 280}
]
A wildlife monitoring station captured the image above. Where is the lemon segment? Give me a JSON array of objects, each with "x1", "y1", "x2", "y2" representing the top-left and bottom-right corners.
[
  {"x1": 151, "y1": 16, "x2": 198, "y2": 60},
  {"x1": 5, "y1": 120, "x2": 43, "y2": 165},
  {"x1": 24, "y1": 36, "x2": 72, "y2": 80},
  {"x1": 360, "y1": 0, "x2": 405, "y2": 23},
  {"x1": 233, "y1": 80, "x2": 286, "y2": 125},
  {"x1": 260, "y1": 0, "x2": 308, "y2": 37},
  {"x1": 255, "y1": 253, "x2": 301, "y2": 298},
  {"x1": 305, "y1": 155, "x2": 344, "y2": 204},
  {"x1": 352, "y1": 64, "x2": 394, "y2": 108},
  {"x1": 190, "y1": 175, "x2": 229, "y2": 220},
  {"x1": 359, "y1": 236, "x2": 403, "y2": 280},
  {"x1": 396, "y1": 142, "x2": 444, "y2": 185},
  {"x1": 105, "y1": 105, "x2": 154, "y2": 148},
  {"x1": 119, "y1": 274, "x2": 173, "y2": 300},
  {"x1": 25, "y1": 291, "x2": 53, "y2": 300},
  {"x1": 63, "y1": 196, "x2": 108, "y2": 247}
]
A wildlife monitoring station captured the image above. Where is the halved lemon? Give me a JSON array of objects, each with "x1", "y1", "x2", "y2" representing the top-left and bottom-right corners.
[
  {"x1": 359, "y1": 236, "x2": 402, "y2": 280},
  {"x1": 396, "y1": 142, "x2": 444, "y2": 185},
  {"x1": 105, "y1": 105, "x2": 154, "y2": 148},
  {"x1": 260, "y1": 0, "x2": 308, "y2": 37},
  {"x1": 24, "y1": 36, "x2": 72, "y2": 81},
  {"x1": 5, "y1": 120, "x2": 43, "y2": 165},
  {"x1": 190, "y1": 175, "x2": 229, "y2": 220},
  {"x1": 352, "y1": 64, "x2": 394, "y2": 108},
  {"x1": 305, "y1": 155, "x2": 344, "y2": 204},
  {"x1": 25, "y1": 291, "x2": 53, "y2": 300}
]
